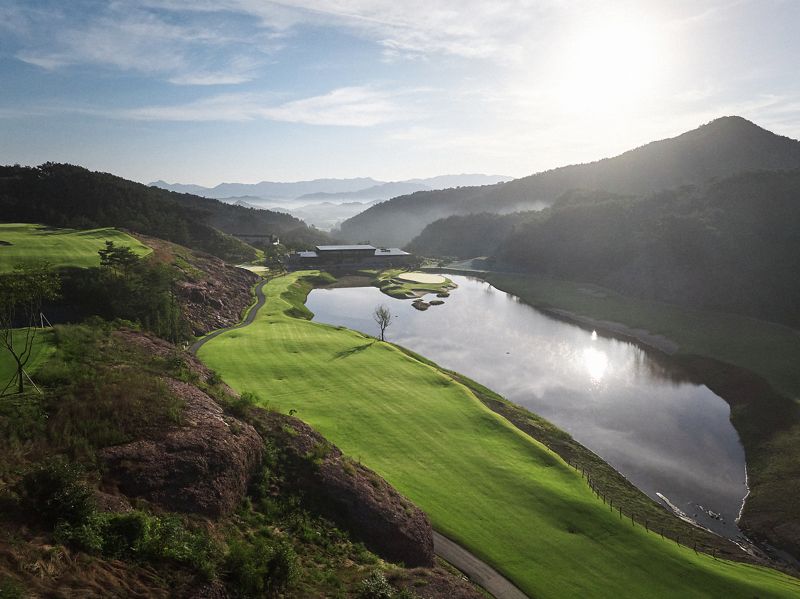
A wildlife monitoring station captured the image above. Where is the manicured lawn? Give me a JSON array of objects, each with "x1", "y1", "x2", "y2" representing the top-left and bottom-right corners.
[
  {"x1": 0, "y1": 223, "x2": 151, "y2": 273},
  {"x1": 199, "y1": 272, "x2": 800, "y2": 598},
  {"x1": 485, "y1": 272, "x2": 800, "y2": 401},
  {"x1": 374, "y1": 268, "x2": 455, "y2": 299}
]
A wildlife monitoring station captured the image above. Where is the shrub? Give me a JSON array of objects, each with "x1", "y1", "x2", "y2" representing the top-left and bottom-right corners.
[
  {"x1": 53, "y1": 513, "x2": 106, "y2": 553},
  {"x1": 228, "y1": 391, "x2": 259, "y2": 418},
  {"x1": 226, "y1": 537, "x2": 298, "y2": 597},
  {"x1": 16, "y1": 458, "x2": 94, "y2": 529},
  {"x1": 103, "y1": 511, "x2": 149, "y2": 557},
  {"x1": 356, "y1": 571, "x2": 394, "y2": 599},
  {"x1": 0, "y1": 577, "x2": 25, "y2": 599}
]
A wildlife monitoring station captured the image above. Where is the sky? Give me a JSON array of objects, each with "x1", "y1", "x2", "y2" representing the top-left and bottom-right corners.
[{"x1": 1, "y1": 0, "x2": 799, "y2": 186}]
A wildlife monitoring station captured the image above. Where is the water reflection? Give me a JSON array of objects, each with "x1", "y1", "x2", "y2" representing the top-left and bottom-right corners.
[{"x1": 306, "y1": 275, "x2": 748, "y2": 539}]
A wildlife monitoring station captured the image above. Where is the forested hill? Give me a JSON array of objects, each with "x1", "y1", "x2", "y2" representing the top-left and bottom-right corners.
[
  {"x1": 0, "y1": 163, "x2": 328, "y2": 262},
  {"x1": 432, "y1": 170, "x2": 800, "y2": 327},
  {"x1": 340, "y1": 116, "x2": 800, "y2": 247}
]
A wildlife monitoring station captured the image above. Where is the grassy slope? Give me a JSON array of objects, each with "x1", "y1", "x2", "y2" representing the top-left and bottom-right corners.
[
  {"x1": 0, "y1": 223, "x2": 151, "y2": 273},
  {"x1": 0, "y1": 330, "x2": 54, "y2": 390},
  {"x1": 199, "y1": 272, "x2": 800, "y2": 598},
  {"x1": 484, "y1": 272, "x2": 800, "y2": 401}
]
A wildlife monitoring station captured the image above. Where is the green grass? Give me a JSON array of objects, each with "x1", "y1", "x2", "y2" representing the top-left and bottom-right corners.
[
  {"x1": 374, "y1": 269, "x2": 455, "y2": 299},
  {"x1": 0, "y1": 330, "x2": 55, "y2": 393},
  {"x1": 199, "y1": 271, "x2": 800, "y2": 598},
  {"x1": 484, "y1": 272, "x2": 800, "y2": 401},
  {"x1": 0, "y1": 223, "x2": 151, "y2": 273}
]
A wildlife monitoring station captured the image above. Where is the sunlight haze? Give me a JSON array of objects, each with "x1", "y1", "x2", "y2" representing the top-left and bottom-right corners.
[{"x1": 1, "y1": 1, "x2": 798, "y2": 184}]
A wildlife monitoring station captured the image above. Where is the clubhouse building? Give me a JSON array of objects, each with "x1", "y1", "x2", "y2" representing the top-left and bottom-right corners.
[{"x1": 288, "y1": 244, "x2": 413, "y2": 269}]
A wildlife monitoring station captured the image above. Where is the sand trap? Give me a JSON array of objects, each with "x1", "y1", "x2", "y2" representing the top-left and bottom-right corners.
[{"x1": 397, "y1": 272, "x2": 446, "y2": 284}]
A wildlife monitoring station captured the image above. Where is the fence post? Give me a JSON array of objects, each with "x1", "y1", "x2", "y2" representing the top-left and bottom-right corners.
[
  {"x1": 645, "y1": 520, "x2": 648, "y2": 532},
  {"x1": 618, "y1": 506, "x2": 622, "y2": 519}
]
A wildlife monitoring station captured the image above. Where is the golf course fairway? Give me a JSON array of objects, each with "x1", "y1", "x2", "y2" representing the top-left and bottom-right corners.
[
  {"x1": 198, "y1": 272, "x2": 800, "y2": 598},
  {"x1": 0, "y1": 223, "x2": 151, "y2": 272}
]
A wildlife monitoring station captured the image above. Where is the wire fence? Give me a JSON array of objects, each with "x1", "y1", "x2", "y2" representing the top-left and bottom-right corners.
[{"x1": 566, "y1": 458, "x2": 723, "y2": 560}]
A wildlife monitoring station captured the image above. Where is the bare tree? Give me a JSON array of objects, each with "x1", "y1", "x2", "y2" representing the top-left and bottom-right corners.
[
  {"x1": 373, "y1": 304, "x2": 391, "y2": 342},
  {"x1": 0, "y1": 263, "x2": 60, "y2": 395}
]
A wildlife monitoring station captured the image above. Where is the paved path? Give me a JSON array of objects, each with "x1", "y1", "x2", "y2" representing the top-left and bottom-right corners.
[
  {"x1": 434, "y1": 532, "x2": 529, "y2": 599},
  {"x1": 188, "y1": 275, "x2": 530, "y2": 599},
  {"x1": 189, "y1": 279, "x2": 268, "y2": 355}
]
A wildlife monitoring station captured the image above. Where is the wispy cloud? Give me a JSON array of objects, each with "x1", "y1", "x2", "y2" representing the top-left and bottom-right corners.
[
  {"x1": 120, "y1": 86, "x2": 417, "y2": 126},
  {"x1": 4, "y1": 1, "x2": 280, "y2": 85}
]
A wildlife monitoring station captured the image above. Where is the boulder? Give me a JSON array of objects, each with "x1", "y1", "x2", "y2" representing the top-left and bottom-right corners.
[
  {"x1": 251, "y1": 411, "x2": 435, "y2": 567},
  {"x1": 100, "y1": 380, "x2": 263, "y2": 518}
]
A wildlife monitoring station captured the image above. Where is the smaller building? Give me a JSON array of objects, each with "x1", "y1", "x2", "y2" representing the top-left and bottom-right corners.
[{"x1": 288, "y1": 244, "x2": 413, "y2": 269}]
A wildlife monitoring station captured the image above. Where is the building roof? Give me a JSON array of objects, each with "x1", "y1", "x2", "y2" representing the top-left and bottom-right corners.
[
  {"x1": 316, "y1": 244, "x2": 376, "y2": 251},
  {"x1": 374, "y1": 248, "x2": 409, "y2": 256},
  {"x1": 297, "y1": 251, "x2": 318, "y2": 258}
]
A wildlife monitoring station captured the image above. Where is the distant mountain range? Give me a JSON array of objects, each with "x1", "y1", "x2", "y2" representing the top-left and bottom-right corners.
[
  {"x1": 339, "y1": 116, "x2": 800, "y2": 246},
  {"x1": 150, "y1": 174, "x2": 512, "y2": 202}
]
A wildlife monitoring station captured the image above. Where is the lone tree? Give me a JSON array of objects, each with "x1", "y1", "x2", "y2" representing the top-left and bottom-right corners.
[
  {"x1": 373, "y1": 304, "x2": 391, "y2": 342},
  {"x1": 0, "y1": 263, "x2": 60, "y2": 394}
]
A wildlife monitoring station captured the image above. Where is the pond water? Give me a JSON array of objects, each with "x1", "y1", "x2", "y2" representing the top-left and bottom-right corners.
[{"x1": 306, "y1": 275, "x2": 748, "y2": 540}]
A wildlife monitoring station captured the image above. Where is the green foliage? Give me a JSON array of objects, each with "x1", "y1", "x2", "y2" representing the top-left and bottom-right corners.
[
  {"x1": 227, "y1": 391, "x2": 260, "y2": 418},
  {"x1": 15, "y1": 458, "x2": 94, "y2": 530},
  {"x1": 356, "y1": 571, "x2": 394, "y2": 599},
  {"x1": 53, "y1": 508, "x2": 217, "y2": 578},
  {"x1": 0, "y1": 577, "x2": 25, "y2": 599},
  {"x1": 225, "y1": 537, "x2": 298, "y2": 597},
  {"x1": 0, "y1": 163, "x2": 327, "y2": 261},
  {"x1": 58, "y1": 252, "x2": 191, "y2": 342}
]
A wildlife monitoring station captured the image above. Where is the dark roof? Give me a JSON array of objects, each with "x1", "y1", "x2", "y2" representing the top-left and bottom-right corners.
[{"x1": 316, "y1": 244, "x2": 376, "y2": 251}]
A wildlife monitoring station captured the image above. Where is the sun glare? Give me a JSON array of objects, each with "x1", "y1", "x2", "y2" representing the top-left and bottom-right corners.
[
  {"x1": 583, "y1": 347, "x2": 609, "y2": 382},
  {"x1": 554, "y1": 16, "x2": 665, "y2": 115}
]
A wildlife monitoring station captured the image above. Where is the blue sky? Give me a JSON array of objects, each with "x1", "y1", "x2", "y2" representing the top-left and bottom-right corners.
[{"x1": 1, "y1": 0, "x2": 799, "y2": 185}]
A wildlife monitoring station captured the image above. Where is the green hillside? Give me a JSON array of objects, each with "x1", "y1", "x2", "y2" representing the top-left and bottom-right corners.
[
  {"x1": 339, "y1": 116, "x2": 800, "y2": 247},
  {"x1": 198, "y1": 272, "x2": 800, "y2": 598},
  {"x1": 0, "y1": 223, "x2": 151, "y2": 273}
]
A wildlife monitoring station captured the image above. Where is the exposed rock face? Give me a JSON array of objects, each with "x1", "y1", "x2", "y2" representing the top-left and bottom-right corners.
[
  {"x1": 100, "y1": 380, "x2": 263, "y2": 518},
  {"x1": 132, "y1": 233, "x2": 259, "y2": 336},
  {"x1": 251, "y1": 411, "x2": 435, "y2": 568}
]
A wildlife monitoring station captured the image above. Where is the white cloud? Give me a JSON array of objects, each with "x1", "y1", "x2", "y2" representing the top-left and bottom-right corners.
[{"x1": 121, "y1": 86, "x2": 415, "y2": 126}]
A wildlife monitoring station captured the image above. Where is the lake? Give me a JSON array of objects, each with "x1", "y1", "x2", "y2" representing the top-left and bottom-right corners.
[{"x1": 306, "y1": 275, "x2": 748, "y2": 540}]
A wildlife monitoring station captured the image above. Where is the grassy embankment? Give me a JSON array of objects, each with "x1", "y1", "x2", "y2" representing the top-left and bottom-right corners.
[
  {"x1": 479, "y1": 271, "x2": 800, "y2": 557},
  {"x1": 199, "y1": 271, "x2": 800, "y2": 598},
  {"x1": 0, "y1": 223, "x2": 151, "y2": 272}
]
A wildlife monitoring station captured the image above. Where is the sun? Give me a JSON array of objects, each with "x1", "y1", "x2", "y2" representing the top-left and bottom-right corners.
[{"x1": 554, "y1": 16, "x2": 665, "y2": 115}]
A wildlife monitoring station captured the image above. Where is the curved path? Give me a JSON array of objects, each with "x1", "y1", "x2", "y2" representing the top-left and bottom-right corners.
[
  {"x1": 190, "y1": 276, "x2": 530, "y2": 599},
  {"x1": 189, "y1": 279, "x2": 268, "y2": 355}
]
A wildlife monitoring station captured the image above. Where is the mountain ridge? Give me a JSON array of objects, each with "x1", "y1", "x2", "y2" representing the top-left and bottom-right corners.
[{"x1": 339, "y1": 116, "x2": 800, "y2": 246}]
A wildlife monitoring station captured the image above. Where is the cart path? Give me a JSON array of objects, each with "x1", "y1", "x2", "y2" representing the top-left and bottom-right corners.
[
  {"x1": 433, "y1": 532, "x2": 529, "y2": 599},
  {"x1": 190, "y1": 276, "x2": 531, "y2": 599}
]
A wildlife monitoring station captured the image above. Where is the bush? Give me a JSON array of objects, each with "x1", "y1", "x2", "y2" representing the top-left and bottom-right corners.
[
  {"x1": 226, "y1": 537, "x2": 298, "y2": 597},
  {"x1": 356, "y1": 571, "x2": 394, "y2": 599},
  {"x1": 16, "y1": 458, "x2": 94, "y2": 529},
  {"x1": 0, "y1": 577, "x2": 25, "y2": 599}
]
